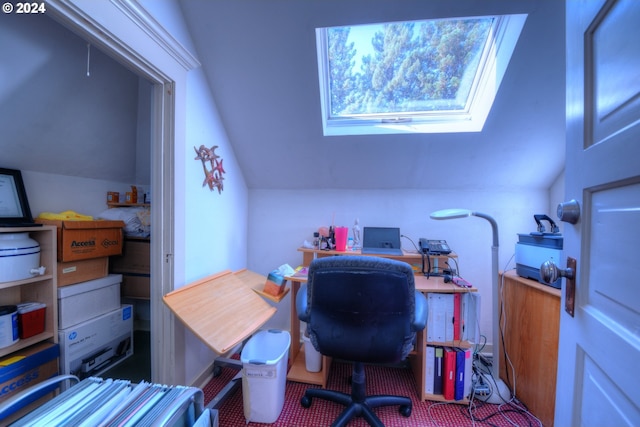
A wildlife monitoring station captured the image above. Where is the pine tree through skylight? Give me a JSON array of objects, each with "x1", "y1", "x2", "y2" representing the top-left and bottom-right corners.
[{"x1": 316, "y1": 14, "x2": 527, "y2": 136}]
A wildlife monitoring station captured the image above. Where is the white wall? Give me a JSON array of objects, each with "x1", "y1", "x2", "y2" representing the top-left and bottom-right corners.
[
  {"x1": 549, "y1": 170, "x2": 566, "y2": 234},
  {"x1": 248, "y1": 188, "x2": 551, "y2": 351},
  {"x1": 133, "y1": 0, "x2": 251, "y2": 384},
  {"x1": 21, "y1": 172, "x2": 135, "y2": 218},
  {"x1": 180, "y1": 66, "x2": 250, "y2": 381},
  {"x1": 6, "y1": 0, "x2": 250, "y2": 386}
]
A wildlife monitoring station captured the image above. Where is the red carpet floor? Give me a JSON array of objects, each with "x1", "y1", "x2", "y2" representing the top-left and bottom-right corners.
[{"x1": 202, "y1": 360, "x2": 541, "y2": 427}]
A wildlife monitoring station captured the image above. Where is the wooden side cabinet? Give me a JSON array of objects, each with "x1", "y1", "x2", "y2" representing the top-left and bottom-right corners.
[
  {"x1": 499, "y1": 270, "x2": 560, "y2": 427},
  {"x1": 0, "y1": 225, "x2": 58, "y2": 357}
]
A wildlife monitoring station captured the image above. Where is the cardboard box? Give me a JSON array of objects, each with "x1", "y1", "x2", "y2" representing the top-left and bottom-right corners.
[
  {"x1": 121, "y1": 274, "x2": 150, "y2": 299},
  {"x1": 36, "y1": 219, "x2": 125, "y2": 262},
  {"x1": 57, "y1": 257, "x2": 109, "y2": 287},
  {"x1": 0, "y1": 342, "x2": 59, "y2": 421},
  {"x1": 57, "y1": 274, "x2": 122, "y2": 329},
  {"x1": 263, "y1": 270, "x2": 286, "y2": 296},
  {"x1": 58, "y1": 305, "x2": 133, "y2": 381},
  {"x1": 110, "y1": 238, "x2": 150, "y2": 275}
]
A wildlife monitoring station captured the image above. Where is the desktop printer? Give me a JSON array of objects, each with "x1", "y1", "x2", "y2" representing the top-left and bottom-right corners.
[{"x1": 515, "y1": 214, "x2": 563, "y2": 289}]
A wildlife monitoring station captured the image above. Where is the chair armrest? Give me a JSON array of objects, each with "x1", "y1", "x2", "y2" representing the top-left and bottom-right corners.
[
  {"x1": 412, "y1": 291, "x2": 428, "y2": 331},
  {"x1": 296, "y1": 283, "x2": 310, "y2": 323}
]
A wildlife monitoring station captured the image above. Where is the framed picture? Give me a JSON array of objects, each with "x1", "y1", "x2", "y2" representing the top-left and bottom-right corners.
[{"x1": 0, "y1": 167, "x2": 35, "y2": 226}]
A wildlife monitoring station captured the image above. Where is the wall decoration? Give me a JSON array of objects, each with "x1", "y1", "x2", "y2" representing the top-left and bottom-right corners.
[{"x1": 194, "y1": 145, "x2": 226, "y2": 194}]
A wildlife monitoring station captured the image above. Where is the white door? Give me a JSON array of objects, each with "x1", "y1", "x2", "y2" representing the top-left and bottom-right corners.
[{"x1": 555, "y1": 1, "x2": 640, "y2": 426}]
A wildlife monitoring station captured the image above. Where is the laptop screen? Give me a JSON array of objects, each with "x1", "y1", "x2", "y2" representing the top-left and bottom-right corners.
[{"x1": 362, "y1": 227, "x2": 401, "y2": 249}]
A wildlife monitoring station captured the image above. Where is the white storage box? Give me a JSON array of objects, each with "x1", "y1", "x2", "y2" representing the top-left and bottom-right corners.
[
  {"x1": 241, "y1": 329, "x2": 290, "y2": 423},
  {"x1": 58, "y1": 305, "x2": 133, "y2": 382},
  {"x1": 57, "y1": 274, "x2": 122, "y2": 329}
]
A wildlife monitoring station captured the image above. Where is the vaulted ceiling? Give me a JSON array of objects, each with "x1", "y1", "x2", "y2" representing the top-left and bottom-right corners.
[
  {"x1": 3, "y1": 0, "x2": 565, "y2": 192},
  {"x1": 178, "y1": 0, "x2": 565, "y2": 190}
]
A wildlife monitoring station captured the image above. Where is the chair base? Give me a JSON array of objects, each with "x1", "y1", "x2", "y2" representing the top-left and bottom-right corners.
[{"x1": 300, "y1": 362, "x2": 412, "y2": 427}]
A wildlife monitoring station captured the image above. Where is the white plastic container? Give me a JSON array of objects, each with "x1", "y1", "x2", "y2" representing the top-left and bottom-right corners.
[
  {"x1": 0, "y1": 305, "x2": 19, "y2": 348},
  {"x1": 0, "y1": 233, "x2": 41, "y2": 282},
  {"x1": 57, "y1": 274, "x2": 122, "y2": 329},
  {"x1": 302, "y1": 334, "x2": 322, "y2": 372},
  {"x1": 241, "y1": 329, "x2": 291, "y2": 423}
]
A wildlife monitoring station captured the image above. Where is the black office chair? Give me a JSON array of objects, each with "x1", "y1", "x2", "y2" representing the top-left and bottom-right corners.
[{"x1": 296, "y1": 255, "x2": 428, "y2": 427}]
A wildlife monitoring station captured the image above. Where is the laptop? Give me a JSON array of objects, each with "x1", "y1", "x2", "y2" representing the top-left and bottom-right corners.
[{"x1": 361, "y1": 227, "x2": 403, "y2": 256}]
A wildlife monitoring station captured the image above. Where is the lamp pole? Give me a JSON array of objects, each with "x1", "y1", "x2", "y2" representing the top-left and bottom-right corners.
[{"x1": 430, "y1": 209, "x2": 510, "y2": 403}]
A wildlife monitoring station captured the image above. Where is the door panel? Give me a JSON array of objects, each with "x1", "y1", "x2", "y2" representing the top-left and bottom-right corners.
[
  {"x1": 580, "y1": 352, "x2": 639, "y2": 426},
  {"x1": 589, "y1": 184, "x2": 640, "y2": 326},
  {"x1": 587, "y1": 0, "x2": 640, "y2": 146},
  {"x1": 557, "y1": 0, "x2": 640, "y2": 426}
]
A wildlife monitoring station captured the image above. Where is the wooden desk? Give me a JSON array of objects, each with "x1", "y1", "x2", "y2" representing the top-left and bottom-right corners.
[
  {"x1": 163, "y1": 269, "x2": 276, "y2": 354},
  {"x1": 287, "y1": 248, "x2": 474, "y2": 402},
  {"x1": 298, "y1": 247, "x2": 450, "y2": 273},
  {"x1": 499, "y1": 271, "x2": 560, "y2": 427}
]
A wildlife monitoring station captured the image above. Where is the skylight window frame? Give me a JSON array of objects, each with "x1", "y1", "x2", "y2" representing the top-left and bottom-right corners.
[{"x1": 316, "y1": 13, "x2": 527, "y2": 136}]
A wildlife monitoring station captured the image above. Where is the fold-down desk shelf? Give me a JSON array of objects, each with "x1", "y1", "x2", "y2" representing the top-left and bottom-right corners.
[{"x1": 163, "y1": 269, "x2": 277, "y2": 354}]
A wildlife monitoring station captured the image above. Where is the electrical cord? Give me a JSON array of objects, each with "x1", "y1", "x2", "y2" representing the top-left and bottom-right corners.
[
  {"x1": 464, "y1": 361, "x2": 540, "y2": 427},
  {"x1": 401, "y1": 234, "x2": 432, "y2": 277},
  {"x1": 498, "y1": 254, "x2": 516, "y2": 397},
  {"x1": 445, "y1": 256, "x2": 460, "y2": 277},
  {"x1": 403, "y1": 235, "x2": 542, "y2": 426},
  {"x1": 420, "y1": 249, "x2": 542, "y2": 427}
]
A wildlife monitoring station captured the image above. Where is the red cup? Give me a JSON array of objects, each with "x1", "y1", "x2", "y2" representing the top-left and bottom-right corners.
[{"x1": 334, "y1": 227, "x2": 348, "y2": 251}]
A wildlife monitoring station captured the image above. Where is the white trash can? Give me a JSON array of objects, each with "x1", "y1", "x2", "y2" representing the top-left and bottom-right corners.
[
  {"x1": 241, "y1": 329, "x2": 291, "y2": 423},
  {"x1": 302, "y1": 333, "x2": 321, "y2": 372}
]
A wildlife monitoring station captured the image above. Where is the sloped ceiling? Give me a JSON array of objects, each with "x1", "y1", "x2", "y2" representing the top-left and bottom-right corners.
[
  {"x1": 2, "y1": 0, "x2": 565, "y2": 192},
  {"x1": 179, "y1": 0, "x2": 565, "y2": 190},
  {"x1": 0, "y1": 13, "x2": 141, "y2": 183}
]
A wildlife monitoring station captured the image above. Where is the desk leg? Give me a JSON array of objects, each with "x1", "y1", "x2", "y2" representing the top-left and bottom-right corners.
[
  {"x1": 302, "y1": 252, "x2": 315, "y2": 266},
  {"x1": 289, "y1": 280, "x2": 301, "y2": 365}
]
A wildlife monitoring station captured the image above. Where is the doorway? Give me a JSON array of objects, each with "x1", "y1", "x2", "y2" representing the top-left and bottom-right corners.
[{"x1": 42, "y1": 2, "x2": 179, "y2": 384}]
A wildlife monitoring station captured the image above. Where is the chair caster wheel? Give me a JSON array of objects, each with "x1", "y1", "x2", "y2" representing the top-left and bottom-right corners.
[
  {"x1": 300, "y1": 395, "x2": 312, "y2": 408},
  {"x1": 399, "y1": 405, "x2": 411, "y2": 417},
  {"x1": 212, "y1": 366, "x2": 222, "y2": 377}
]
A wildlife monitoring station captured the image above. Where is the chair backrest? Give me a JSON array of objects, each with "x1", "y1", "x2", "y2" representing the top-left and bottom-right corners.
[{"x1": 304, "y1": 255, "x2": 416, "y2": 364}]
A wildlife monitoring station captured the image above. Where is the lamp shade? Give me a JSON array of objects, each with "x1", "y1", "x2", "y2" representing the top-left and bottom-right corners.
[{"x1": 430, "y1": 209, "x2": 472, "y2": 220}]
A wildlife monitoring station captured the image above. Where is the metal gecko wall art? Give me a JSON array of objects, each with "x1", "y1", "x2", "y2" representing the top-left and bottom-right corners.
[{"x1": 194, "y1": 145, "x2": 226, "y2": 194}]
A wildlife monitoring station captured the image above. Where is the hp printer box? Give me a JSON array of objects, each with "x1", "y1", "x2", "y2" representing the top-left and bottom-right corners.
[{"x1": 58, "y1": 305, "x2": 133, "y2": 381}]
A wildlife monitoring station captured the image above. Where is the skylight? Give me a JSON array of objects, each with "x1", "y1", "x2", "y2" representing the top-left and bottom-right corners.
[{"x1": 316, "y1": 14, "x2": 527, "y2": 136}]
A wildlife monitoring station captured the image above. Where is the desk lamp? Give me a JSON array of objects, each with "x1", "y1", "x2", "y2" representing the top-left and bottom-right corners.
[{"x1": 430, "y1": 208, "x2": 510, "y2": 403}]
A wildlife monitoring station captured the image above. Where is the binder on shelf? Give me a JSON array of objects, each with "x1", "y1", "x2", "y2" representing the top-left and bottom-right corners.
[
  {"x1": 461, "y1": 292, "x2": 481, "y2": 343},
  {"x1": 443, "y1": 294, "x2": 455, "y2": 342},
  {"x1": 427, "y1": 293, "x2": 454, "y2": 342},
  {"x1": 463, "y1": 347, "x2": 473, "y2": 399},
  {"x1": 424, "y1": 346, "x2": 435, "y2": 394},
  {"x1": 442, "y1": 347, "x2": 456, "y2": 400},
  {"x1": 454, "y1": 348, "x2": 465, "y2": 400},
  {"x1": 453, "y1": 293, "x2": 461, "y2": 341},
  {"x1": 434, "y1": 347, "x2": 444, "y2": 395},
  {"x1": 427, "y1": 294, "x2": 445, "y2": 342}
]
